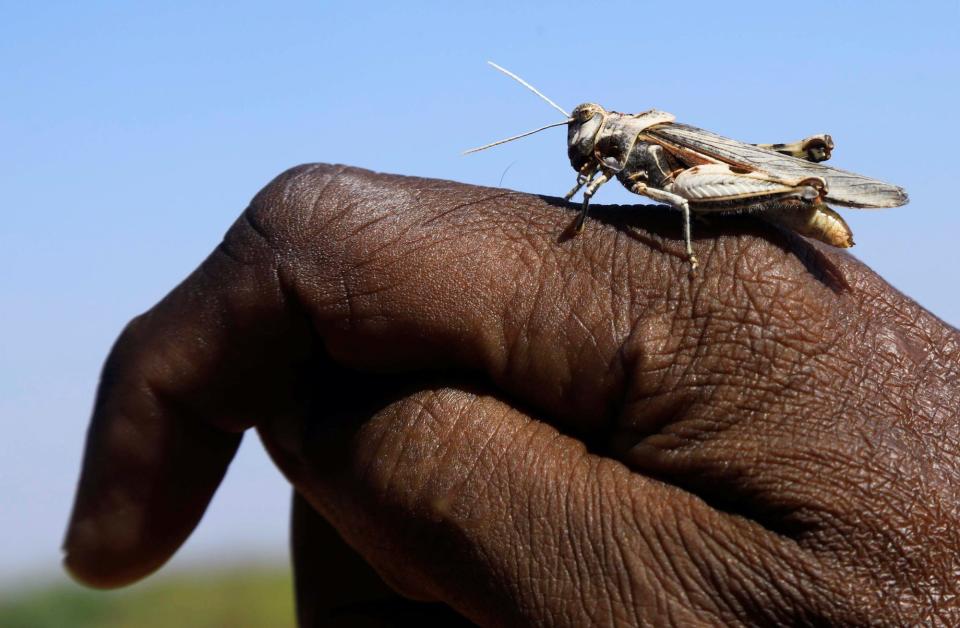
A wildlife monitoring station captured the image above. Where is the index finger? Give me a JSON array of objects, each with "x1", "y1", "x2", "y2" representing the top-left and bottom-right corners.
[{"x1": 64, "y1": 163, "x2": 894, "y2": 587}]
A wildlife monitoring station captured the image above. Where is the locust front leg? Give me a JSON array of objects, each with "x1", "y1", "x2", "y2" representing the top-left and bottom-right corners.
[
  {"x1": 754, "y1": 134, "x2": 834, "y2": 162},
  {"x1": 573, "y1": 169, "x2": 612, "y2": 233},
  {"x1": 564, "y1": 163, "x2": 598, "y2": 202}
]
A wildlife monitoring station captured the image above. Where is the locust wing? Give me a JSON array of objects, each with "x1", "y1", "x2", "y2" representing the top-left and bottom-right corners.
[{"x1": 647, "y1": 123, "x2": 908, "y2": 208}]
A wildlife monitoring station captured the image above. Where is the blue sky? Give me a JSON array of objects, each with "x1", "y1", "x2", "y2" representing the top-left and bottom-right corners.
[{"x1": 2, "y1": 1, "x2": 958, "y2": 589}]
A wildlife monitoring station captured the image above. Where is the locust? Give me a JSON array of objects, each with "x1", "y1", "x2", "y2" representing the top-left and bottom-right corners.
[{"x1": 465, "y1": 62, "x2": 909, "y2": 269}]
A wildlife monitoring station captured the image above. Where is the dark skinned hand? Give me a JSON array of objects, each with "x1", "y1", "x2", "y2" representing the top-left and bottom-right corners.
[{"x1": 64, "y1": 165, "x2": 960, "y2": 626}]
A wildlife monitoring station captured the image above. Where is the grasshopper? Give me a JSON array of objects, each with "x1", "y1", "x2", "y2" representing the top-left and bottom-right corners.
[{"x1": 465, "y1": 62, "x2": 908, "y2": 269}]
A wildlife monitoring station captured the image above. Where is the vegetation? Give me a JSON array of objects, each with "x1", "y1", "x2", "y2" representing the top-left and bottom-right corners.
[{"x1": 0, "y1": 565, "x2": 295, "y2": 628}]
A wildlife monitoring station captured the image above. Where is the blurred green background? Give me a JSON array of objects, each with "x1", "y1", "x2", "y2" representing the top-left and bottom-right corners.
[{"x1": 0, "y1": 565, "x2": 294, "y2": 628}]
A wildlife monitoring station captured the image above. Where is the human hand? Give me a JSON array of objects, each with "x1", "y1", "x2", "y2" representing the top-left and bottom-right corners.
[{"x1": 64, "y1": 165, "x2": 960, "y2": 625}]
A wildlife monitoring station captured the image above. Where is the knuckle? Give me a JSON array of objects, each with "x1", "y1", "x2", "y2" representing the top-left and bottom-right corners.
[
  {"x1": 242, "y1": 163, "x2": 350, "y2": 253},
  {"x1": 236, "y1": 163, "x2": 412, "y2": 259},
  {"x1": 222, "y1": 164, "x2": 425, "y2": 316}
]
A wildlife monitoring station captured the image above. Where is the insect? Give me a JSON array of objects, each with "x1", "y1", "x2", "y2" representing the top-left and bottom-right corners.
[{"x1": 465, "y1": 62, "x2": 908, "y2": 269}]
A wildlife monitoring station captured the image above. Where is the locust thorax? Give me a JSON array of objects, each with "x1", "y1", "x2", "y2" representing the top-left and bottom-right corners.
[{"x1": 567, "y1": 103, "x2": 606, "y2": 172}]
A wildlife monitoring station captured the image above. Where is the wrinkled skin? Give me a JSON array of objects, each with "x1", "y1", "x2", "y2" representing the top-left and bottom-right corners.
[{"x1": 64, "y1": 164, "x2": 960, "y2": 626}]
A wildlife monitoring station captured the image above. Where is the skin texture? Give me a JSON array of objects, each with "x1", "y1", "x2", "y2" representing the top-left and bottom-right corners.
[{"x1": 63, "y1": 164, "x2": 960, "y2": 626}]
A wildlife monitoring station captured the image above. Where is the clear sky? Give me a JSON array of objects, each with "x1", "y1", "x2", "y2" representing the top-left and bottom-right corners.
[{"x1": 2, "y1": 1, "x2": 958, "y2": 589}]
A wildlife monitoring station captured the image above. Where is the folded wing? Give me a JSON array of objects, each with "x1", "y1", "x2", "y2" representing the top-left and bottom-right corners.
[{"x1": 648, "y1": 123, "x2": 908, "y2": 208}]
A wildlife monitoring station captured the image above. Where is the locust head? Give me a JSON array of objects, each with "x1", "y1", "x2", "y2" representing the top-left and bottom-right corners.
[{"x1": 567, "y1": 103, "x2": 606, "y2": 172}]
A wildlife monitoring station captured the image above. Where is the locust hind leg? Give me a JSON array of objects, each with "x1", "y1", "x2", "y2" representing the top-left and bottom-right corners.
[
  {"x1": 632, "y1": 163, "x2": 831, "y2": 268},
  {"x1": 628, "y1": 182, "x2": 699, "y2": 269},
  {"x1": 659, "y1": 163, "x2": 847, "y2": 259},
  {"x1": 754, "y1": 134, "x2": 834, "y2": 162}
]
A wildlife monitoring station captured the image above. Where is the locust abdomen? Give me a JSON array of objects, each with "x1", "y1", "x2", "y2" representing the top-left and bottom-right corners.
[{"x1": 763, "y1": 204, "x2": 854, "y2": 248}]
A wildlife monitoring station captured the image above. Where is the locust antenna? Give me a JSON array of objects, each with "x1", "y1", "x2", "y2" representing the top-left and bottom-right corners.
[
  {"x1": 463, "y1": 119, "x2": 572, "y2": 155},
  {"x1": 487, "y1": 61, "x2": 569, "y2": 118}
]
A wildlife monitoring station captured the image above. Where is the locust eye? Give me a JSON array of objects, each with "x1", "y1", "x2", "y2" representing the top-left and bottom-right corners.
[
  {"x1": 568, "y1": 108, "x2": 603, "y2": 155},
  {"x1": 572, "y1": 103, "x2": 602, "y2": 122}
]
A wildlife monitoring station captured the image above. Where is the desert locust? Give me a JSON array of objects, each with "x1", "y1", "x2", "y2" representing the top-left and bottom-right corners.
[{"x1": 465, "y1": 62, "x2": 908, "y2": 269}]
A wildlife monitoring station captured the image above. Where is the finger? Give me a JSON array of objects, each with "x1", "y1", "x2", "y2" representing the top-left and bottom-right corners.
[
  {"x1": 64, "y1": 379, "x2": 241, "y2": 588},
  {"x1": 65, "y1": 163, "x2": 948, "y2": 589},
  {"x1": 267, "y1": 385, "x2": 873, "y2": 626},
  {"x1": 64, "y1": 190, "x2": 314, "y2": 586}
]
